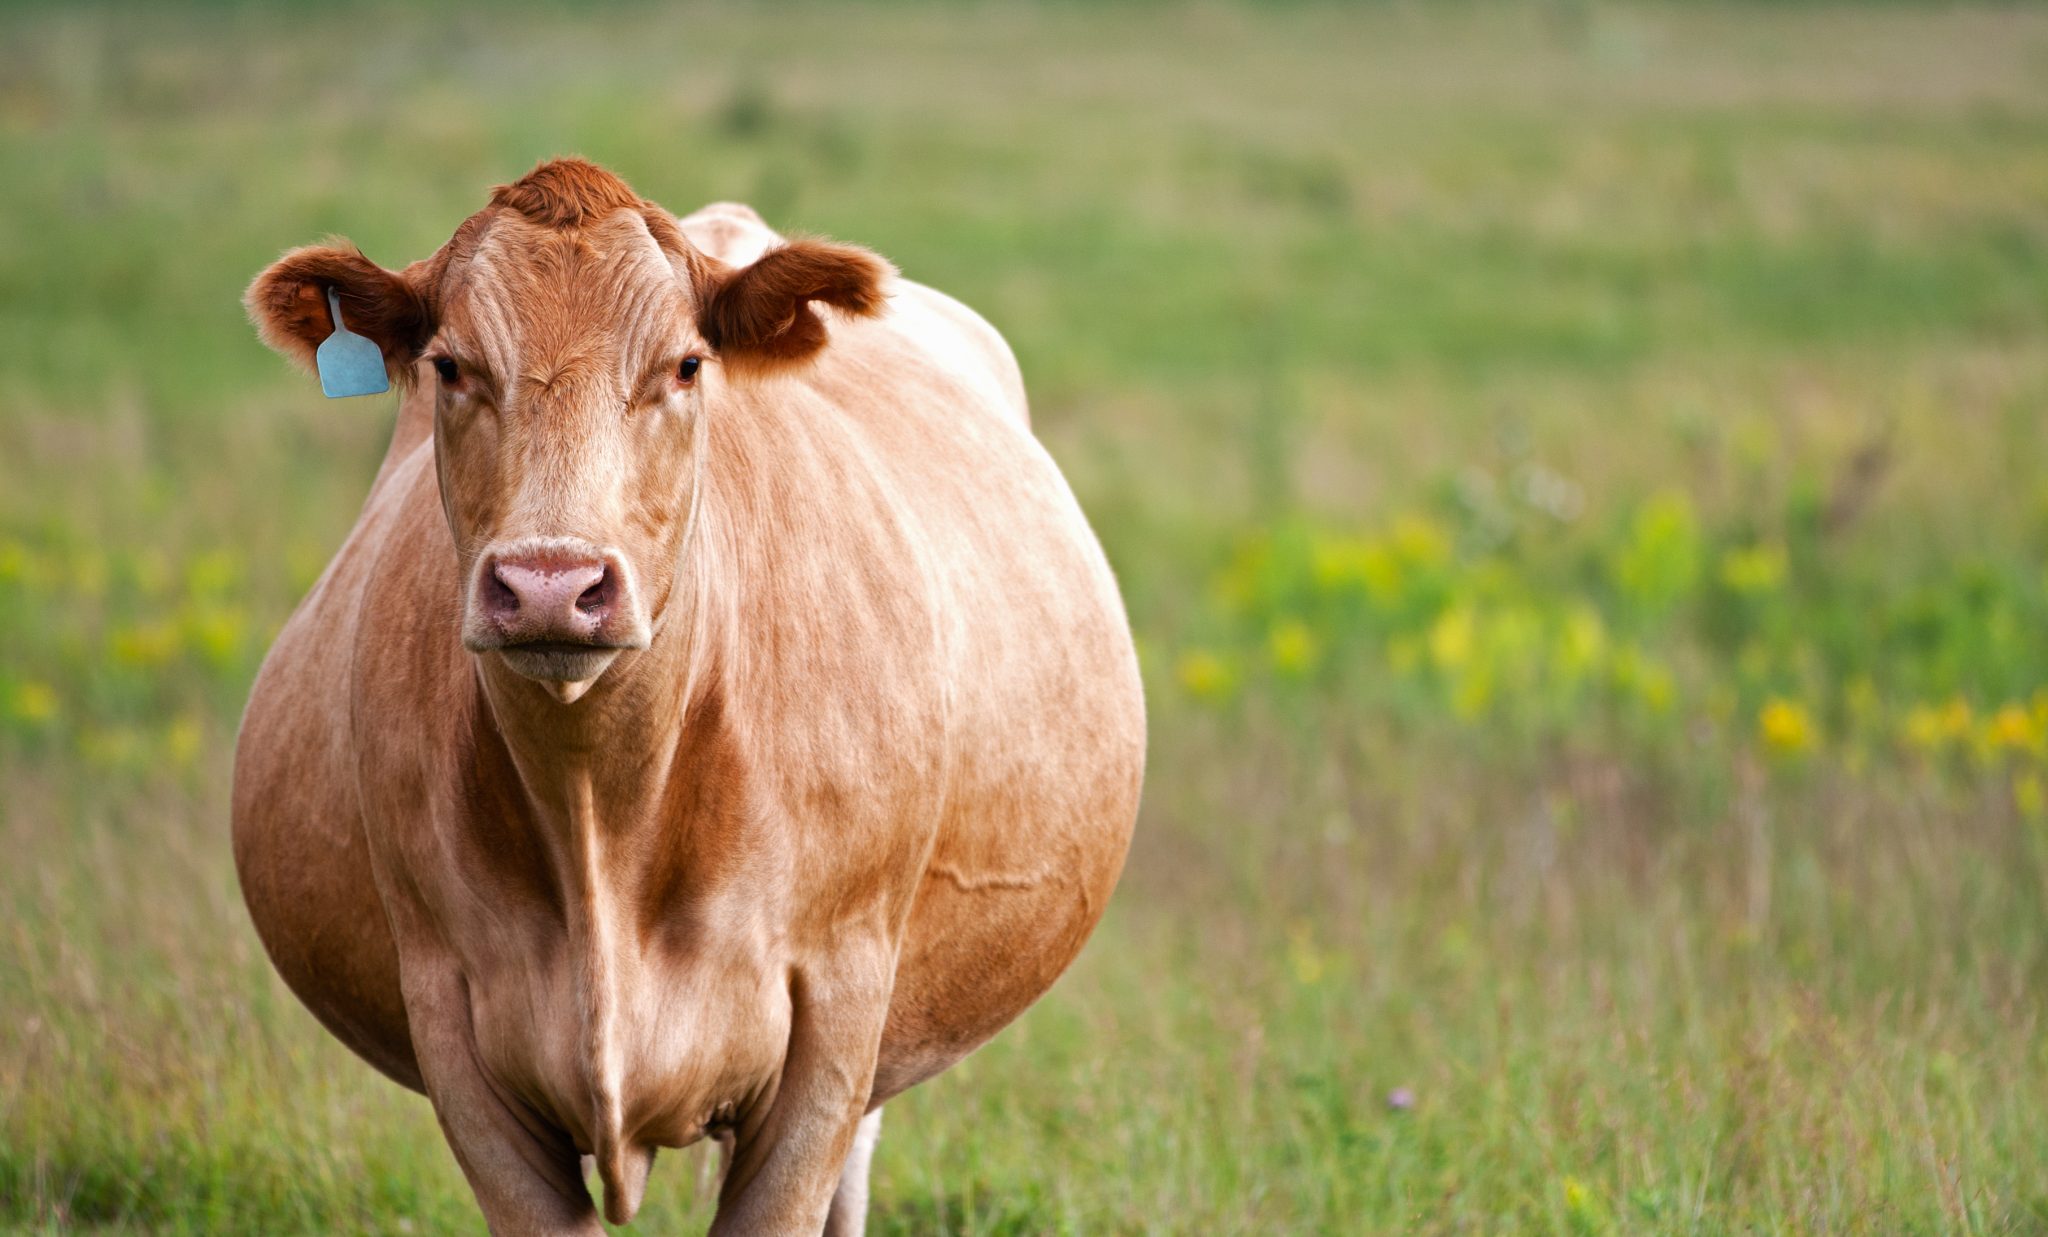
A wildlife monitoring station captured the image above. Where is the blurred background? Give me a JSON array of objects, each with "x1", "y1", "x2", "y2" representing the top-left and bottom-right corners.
[{"x1": 4, "y1": 1, "x2": 2047, "y2": 1231}]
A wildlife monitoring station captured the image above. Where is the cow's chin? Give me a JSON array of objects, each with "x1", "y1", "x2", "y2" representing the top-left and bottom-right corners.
[{"x1": 491, "y1": 644, "x2": 624, "y2": 704}]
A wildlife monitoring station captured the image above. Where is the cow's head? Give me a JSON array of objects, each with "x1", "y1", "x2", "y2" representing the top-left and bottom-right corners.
[{"x1": 246, "y1": 159, "x2": 890, "y2": 701}]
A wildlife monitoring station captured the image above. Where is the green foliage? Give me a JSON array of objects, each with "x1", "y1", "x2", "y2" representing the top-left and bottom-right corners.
[
  {"x1": 1172, "y1": 485, "x2": 2048, "y2": 772},
  {"x1": 7, "y1": 2, "x2": 2048, "y2": 1233}
]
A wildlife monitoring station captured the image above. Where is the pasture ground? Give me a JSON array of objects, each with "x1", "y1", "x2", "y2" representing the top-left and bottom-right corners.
[{"x1": 4, "y1": 2, "x2": 2048, "y2": 1232}]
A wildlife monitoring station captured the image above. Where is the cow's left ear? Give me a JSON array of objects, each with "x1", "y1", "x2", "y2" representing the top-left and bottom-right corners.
[
  {"x1": 245, "y1": 242, "x2": 433, "y2": 385},
  {"x1": 695, "y1": 239, "x2": 893, "y2": 375}
]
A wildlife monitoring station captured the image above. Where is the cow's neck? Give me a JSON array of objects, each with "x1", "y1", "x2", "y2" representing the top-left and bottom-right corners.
[{"x1": 475, "y1": 633, "x2": 697, "y2": 848}]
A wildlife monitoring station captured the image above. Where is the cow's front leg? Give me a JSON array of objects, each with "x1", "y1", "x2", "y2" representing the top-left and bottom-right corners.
[
  {"x1": 712, "y1": 954, "x2": 893, "y2": 1236},
  {"x1": 402, "y1": 952, "x2": 602, "y2": 1236}
]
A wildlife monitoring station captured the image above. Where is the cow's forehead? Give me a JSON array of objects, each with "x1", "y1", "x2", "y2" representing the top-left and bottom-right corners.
[{"x1": 441, "y1": 209, "x2": 689, "y2": 381}]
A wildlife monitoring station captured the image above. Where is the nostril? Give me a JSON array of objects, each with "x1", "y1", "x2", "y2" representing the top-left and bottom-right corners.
[
  {"x1": 484, "y1": 563, "x2": 522, "y2": 615},
  {"x1": 576, "y1": 566, "x2": 613, "y2": 615}
]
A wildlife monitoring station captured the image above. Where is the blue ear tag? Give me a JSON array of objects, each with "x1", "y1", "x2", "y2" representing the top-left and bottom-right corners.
[{"x1": 315, "y1": 287, "x2": 391, "y2": 398}]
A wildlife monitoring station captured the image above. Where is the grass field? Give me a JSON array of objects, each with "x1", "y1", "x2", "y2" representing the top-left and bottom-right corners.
[{"x1": 6, "y1": 2, "x2": 2048, "y2": 1232}]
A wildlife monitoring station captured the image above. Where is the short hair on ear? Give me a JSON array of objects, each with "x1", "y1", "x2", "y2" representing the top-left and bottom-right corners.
[
  {"x1": 696, "y1": 239, "x2": 894, "y2": 375},
  {"x1": 245, "y1": 243, "x2": 432, "y2": 385}
]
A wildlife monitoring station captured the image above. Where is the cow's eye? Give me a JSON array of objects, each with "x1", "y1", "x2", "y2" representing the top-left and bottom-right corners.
[
  {"x1": 677, "y1": 357, "x2": 701, "y2": 385},
  {"x1": 432, "y1": 356, "x2": 460, "y2": 385}
]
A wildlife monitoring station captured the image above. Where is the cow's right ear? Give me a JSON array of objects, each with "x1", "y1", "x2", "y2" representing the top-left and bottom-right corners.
[
  {"x1": 244, "y1": 242, "x2": 432, "y2": 385},
  {"x1": 693, "y1": 239, "x2": 893, "y2": 377}
]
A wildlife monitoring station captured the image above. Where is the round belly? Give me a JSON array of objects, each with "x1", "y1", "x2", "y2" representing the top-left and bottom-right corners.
[{"x1": 873, "y1": 712, "x2": 1143, "y2": 1101}]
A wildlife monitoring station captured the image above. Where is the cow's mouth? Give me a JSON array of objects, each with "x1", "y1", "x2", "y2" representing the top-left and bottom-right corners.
[
  {"x1": 502, "y1": 640, "x2": 625, "y2": 657},
  {"x1": 490, "y1": 641, "x2": 628, "y2": 697}
]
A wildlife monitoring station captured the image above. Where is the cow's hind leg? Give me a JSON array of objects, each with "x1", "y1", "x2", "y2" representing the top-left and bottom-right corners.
[
  {"x1": 696, "y1": 1128, "x2": 736, "y2": 1202},
  {"x1": 823, "y1": 1108, "x2": 883, "y2": 1237}
]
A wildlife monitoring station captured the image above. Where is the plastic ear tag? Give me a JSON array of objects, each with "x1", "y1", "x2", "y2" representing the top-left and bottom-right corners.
[{"x1": 315, "y1": 287, "x2": 390, "y2": 398}]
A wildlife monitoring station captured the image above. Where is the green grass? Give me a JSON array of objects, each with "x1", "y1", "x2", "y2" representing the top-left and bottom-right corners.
[{"x1": 7, "y1": 1, "x2": 2048, "y2": 1231}]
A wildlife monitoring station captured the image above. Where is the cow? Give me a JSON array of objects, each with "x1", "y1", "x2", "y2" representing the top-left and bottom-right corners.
[{"x1": 232, "y1": 158, "x2": 1144, "y2": 1235}]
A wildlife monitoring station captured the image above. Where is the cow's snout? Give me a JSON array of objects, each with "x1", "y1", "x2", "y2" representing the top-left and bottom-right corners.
[
  {"x1": 463, "y1": 541, "x2": 650, "y2": 688},
  {"x1": 484, "y1": 554, "x2": 616, "y2": 640}
]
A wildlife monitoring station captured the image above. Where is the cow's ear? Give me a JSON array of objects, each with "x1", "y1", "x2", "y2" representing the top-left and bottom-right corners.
[
  {"x1": 245, "y1": 242, "x2": 432, "y2": 385},
  {"x1": 696, "y1": 239, "x2": 893, "y2": 375}
]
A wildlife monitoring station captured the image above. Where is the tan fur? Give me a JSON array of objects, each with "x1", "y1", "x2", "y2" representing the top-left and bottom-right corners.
[{"x1": 234, "y1": 159, "x2": 1143, "y2": 1235}]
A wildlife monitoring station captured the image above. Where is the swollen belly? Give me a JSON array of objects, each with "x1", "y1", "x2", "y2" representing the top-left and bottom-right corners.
[{"x1": 873, "y1": 858, "x2": 1110, "y2": 1102}]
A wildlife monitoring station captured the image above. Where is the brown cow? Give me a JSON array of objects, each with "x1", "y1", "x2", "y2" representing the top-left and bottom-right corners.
[{"x1": 232, "y1": 158, "x2": 1144, "y2": 1235}]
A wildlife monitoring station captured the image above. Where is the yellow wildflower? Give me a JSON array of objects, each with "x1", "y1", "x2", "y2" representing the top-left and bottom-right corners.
[
  {"x1": 1610, "y1": 645, "x2": 1674, "y2": 714},
  {"x1": 1562, "y1": 1176, "x2": 1591, "y2": 1210},
  {"x1": 1904, "y1": 704, "x2": 1945, "y2": 749},
  {"x1": 110, "y1": 622, "x2": 180, "y2": 669},
  {"x1": 1758, "y1": 697, "x2": 1816, "y2": 756},
  {"x1": 184, "y1": 548, "x2": 242, "y2": 596},
  {"x1": 166, "y1": 715, "x2": 203, "y2": 766},
  {"x1": 1635, "y1": 661, "x2": 1675, "y2": 713},
  {"x1": 1719, "y1": 542, "x2": 1788, "y2": 594},
  {"x1": 1389, "y1": 514, "x2": 1450, "y2": 568},
  {"x1": 1613, "y1": 491, "x2": 1700, "y2": 611},
  {"x1": 1286, "y1": 919, "x2": 1324, "y2": 986},
  {"x1": 1450, "y1": 667, "x2": 1494, "y2": 720},
  {"x1": 2015, "y1": 772, "x2": 2045, "y2": 820},
  {"x1": 183, "y1": 603, "x2": 247, "y2": 668},
  {"x1": 1561, "y1": 1174, "x2": 1604, "y2": 1229},
  {"x1": 0, "y1": 539, "x2": 27, "y2": 585},
  {"x1": 1555, "y1": 604, "x2": 1606, "y2": 679},
  {"x1": 10, "y1": 681, "x2": 58, "y2": 725},
  {"x1": 1904, "y1": 697, "x2": 1973, "y2": 751},
  {"x1": 1357, "y1": 543, "x2": 1404, "y2": 606},
  {"x1": 1267, "y1": 618, "x2": 1318, "y2": 677},
  {"x1": 1428, "y1": 605, "x2": 1475, "y2": 671},
  {"x1": 1309, "y1": 535, "x2": 1376, "y2": 596},
  {"x1": 1987, "y1": 703, "x2": 2042, "y2": 752},
  {"x1": 1175, "y1": 649, "x2": 1236, "y2": 703}
]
